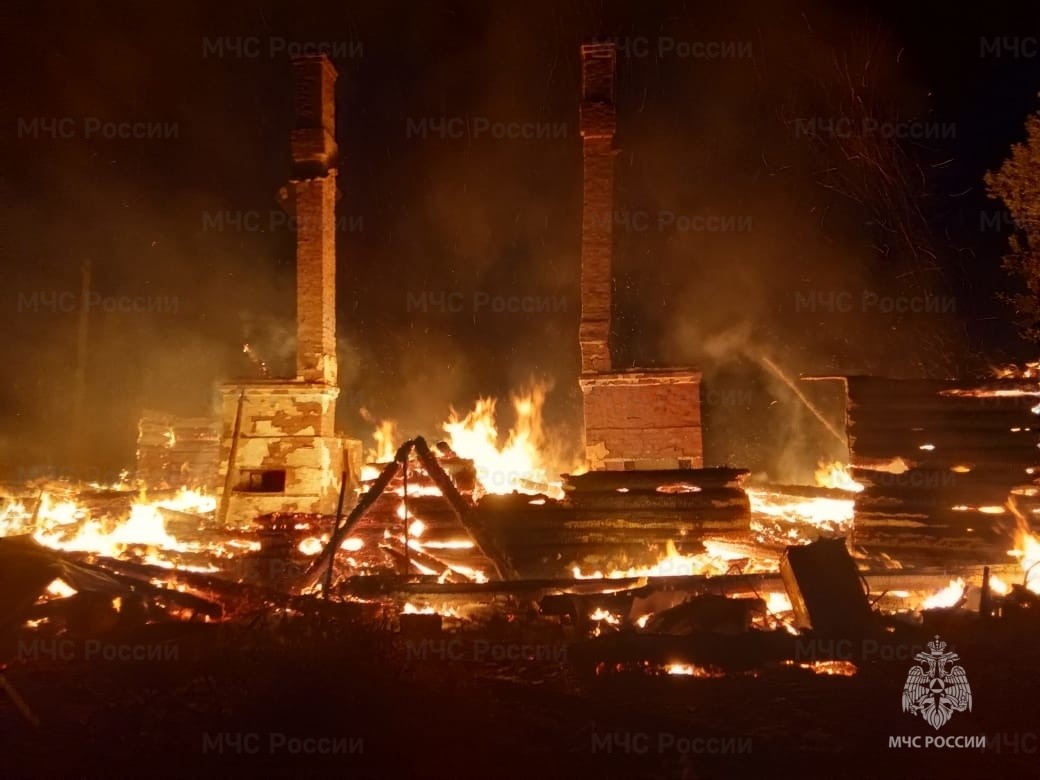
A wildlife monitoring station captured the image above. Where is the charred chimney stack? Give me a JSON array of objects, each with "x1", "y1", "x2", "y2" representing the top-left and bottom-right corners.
[
  {"x1": 290, "y1": 55, "x2": 339, "y2": 386},
  {"x1": 578, "y1": 42, "x2": 617, "y2": 375},
  {"x1": 577, "y1": 42, "x2": 703, "y2": 471}
]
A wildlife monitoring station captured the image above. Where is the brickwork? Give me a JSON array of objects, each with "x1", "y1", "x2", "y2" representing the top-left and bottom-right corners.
[
  {"x1": 579, "y1": 43, "x2": 617, "y2": 375},
  {"x1": 216, "y1": 55, "x2": 358, "y2": 525},
  {"x1": 581, "y1": 370, "x2": 703, "y2": 470},
  {"x1": 291, "y1": 56, "x2": 339, "y2": 386}
]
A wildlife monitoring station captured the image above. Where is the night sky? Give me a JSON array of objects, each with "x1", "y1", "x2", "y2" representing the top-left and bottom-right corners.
[{"x1": 3, "y1": 0, "x2": 1040, "y2": 480}]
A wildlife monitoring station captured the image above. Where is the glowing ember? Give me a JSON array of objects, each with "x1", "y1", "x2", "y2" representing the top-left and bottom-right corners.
[
  {"x1": 44, "y1": 578, "x2": 76, "y2": 598},
  {"x1": 589, "y1": 607, "x2": 620, "y2": 625},
  {"x1": 952, "y1": 504, "x2": 1005, "y2": 515},
  {"x1": 421, "y1": 539, "x2": 474, "y2": 550},
  {"x1": 572, "y1": 539, "x2": 776, "y2": 580},
  {"x1": 402, "y1": 602, "x2": 436, "y2": 614},
  {"x1": 784, "y1": 660, "x2": 858, "y2": 676},
  {"x1": 298, "y1": 536, "x2": 324, "y2": 556},
  {"x1": 391, "y1": 484, "x2": 443, "y2": 497},
  {"x1": 665, "y1": 663, "x2": 696, "y2": 676},
  {"x1": 662, "y1": 663, "x2": 725, "y2": 678},
  {"x1": 991, "y1": 361, "x2": 1040, "y2": 379},
  {"x1": 402, "y1": 602, "x2": 458, "y2": 617},
  {"x1": 922, "y1": 578, "x2": 966, "y2": 609},
  {"x1": 341, "y1": 537, "x2": 365, "y2": 552}
]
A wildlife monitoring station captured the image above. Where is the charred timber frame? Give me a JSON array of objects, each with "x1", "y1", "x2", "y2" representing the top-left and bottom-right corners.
[{"x1": 808, "y1": 375, "x2": 1040, "y2": 560}]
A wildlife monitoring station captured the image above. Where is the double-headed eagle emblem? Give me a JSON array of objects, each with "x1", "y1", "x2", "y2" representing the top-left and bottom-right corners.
[{"x1": 901, "y1": 635, "x2": 973, "y2": 730}]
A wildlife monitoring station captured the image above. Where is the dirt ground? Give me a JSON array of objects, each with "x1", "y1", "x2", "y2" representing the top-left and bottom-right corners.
[{"x1": 3, "y1": 613, "x2": 1038, "y2": 779}]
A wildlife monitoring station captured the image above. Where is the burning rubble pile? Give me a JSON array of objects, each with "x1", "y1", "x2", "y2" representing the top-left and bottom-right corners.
[{"x1": 4, "y1": 380, "x2": 1040, "y2": 708}]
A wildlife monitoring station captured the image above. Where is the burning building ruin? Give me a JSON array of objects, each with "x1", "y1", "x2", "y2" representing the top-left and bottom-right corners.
[{"x1": 5, "y1": 21, "x2": 1040, "y2": 776}]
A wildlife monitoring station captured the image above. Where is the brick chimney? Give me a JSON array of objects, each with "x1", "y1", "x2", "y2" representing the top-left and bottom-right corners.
[
  {"x1": 578, "y1": 42, "x2": 617, "y2": 375},
  {"x1": 290, "y1": 55, "x2": 339, "y2": 386}
]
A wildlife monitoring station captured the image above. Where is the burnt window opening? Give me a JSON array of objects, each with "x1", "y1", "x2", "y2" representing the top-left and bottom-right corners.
[{"x1": 237, "y1": 469, "x2": 286, "y2": 493}]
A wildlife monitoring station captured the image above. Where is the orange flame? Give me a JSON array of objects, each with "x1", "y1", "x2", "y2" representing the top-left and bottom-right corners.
[{"x1": 813, "y1": 461, "x2": 864, "y2": 492}]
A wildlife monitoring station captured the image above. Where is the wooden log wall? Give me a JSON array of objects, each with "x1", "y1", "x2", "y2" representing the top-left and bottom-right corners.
[
  {"x1": 842, "y1": 376, "x2": 1040, "y2": 561},
  {"x1": 341, "y1": 463, "x2": 752, "y2": 581},
  {"x1": 475, "y1": 468, "x2": 750, "y2": 578},
  {"x1": 136, "y1": 410, "x2": 221, "y2": 490}
]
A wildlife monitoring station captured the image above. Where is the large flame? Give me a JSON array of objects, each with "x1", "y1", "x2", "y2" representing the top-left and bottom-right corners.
[
  {"x1": 1011, "y1": 526, "x2": 1040, "y2": 594},
  {"x1": 922, "y1": 577, "x2": 966, "y2": 609},
  {"x1": 742, "y1": 461, "x2": 861, "y2": 531},
  {"x1": 442, "y1": 384, "x2": 556, "y2": 495},
  {"x1": 371, "y1": 419, "x2": 400, "y2": 464},
  {"x1": 813, "y1": 461, "x2": 864, "y2": 492},
  {"x1": 362, "y1": 382, "x2": 575, "y2": 497},
  {"x1": 1, "y1": 487, "x2": 227, "y2": 569}
]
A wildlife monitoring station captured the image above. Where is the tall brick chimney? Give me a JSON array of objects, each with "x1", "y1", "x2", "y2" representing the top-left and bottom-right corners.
[
  {"x1": 215, "y1": 55, "x2": 362, "y2": 527},
  {"x1": 578, "y1": 42, "x2": 617, "y2": 375},
  {"x1": 290, "y1": 55, "x2": 339, "y2": 386},
  {"x1": 577, "y1": 42, "x2": 703, "y2": 471}
]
